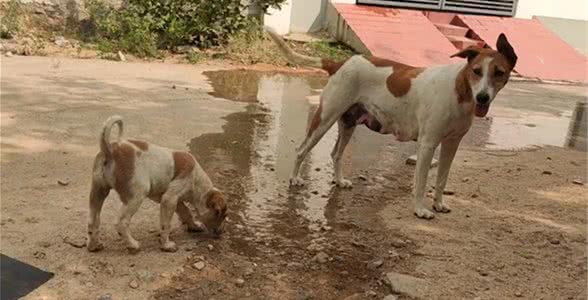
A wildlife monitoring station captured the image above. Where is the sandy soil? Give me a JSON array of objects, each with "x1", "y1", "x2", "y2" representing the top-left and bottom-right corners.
[{"x1": 0, "y1": 55, "x2": 586, "y2": 300}]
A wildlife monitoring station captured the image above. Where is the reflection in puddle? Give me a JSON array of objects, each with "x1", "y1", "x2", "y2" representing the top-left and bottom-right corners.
[{"x1": 193, "y1": 70, "x2": 586, "y2": 239}]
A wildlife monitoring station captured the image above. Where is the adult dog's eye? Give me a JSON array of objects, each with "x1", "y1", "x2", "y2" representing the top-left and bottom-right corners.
[
  {"x1": 495, "y1": 69, "x2": 505, "y2": 77},
  {"x1": 473, "y1": 68, "x2": 483, "y2": 76}
]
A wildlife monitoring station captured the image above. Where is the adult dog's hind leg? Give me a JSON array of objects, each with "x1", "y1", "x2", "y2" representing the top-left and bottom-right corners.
[
  {"x1": 290, "y1": 106, "x2": 340, "y2": 186},
  {"x1": 331, "y1": 119, "x2": 355, "y2": 188}
]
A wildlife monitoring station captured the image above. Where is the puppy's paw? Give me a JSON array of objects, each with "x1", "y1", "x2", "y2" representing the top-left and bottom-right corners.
[
  {"x1": 127, "y1": 240, "x2": 141, "y2": 254},
  {"x1": 289, "y1": 177, "x2": 305, "y2": 187},
  {"x1": 335, "y1": 179, "x2": 353, "y2": 188},
  {"x1": 161, "y1": 241, "x2": 178, "y2": 253},
  {"x1": 87, "y1": 240, "x2": 104, "y2": 252},
  {"x1": 414, "y1": 207, "x2": 435, "y2": 220},
  {"x1": 186, "y1": 221, "x2": 206, "y2": 233},
  {"x1": 433, "y1": 201, "x2": 451, "y2": 213}
]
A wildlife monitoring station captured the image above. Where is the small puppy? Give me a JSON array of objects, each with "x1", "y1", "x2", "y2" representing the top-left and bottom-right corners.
[{"x1": 87, "y1": 115, "x2": 227, "y2": 253}]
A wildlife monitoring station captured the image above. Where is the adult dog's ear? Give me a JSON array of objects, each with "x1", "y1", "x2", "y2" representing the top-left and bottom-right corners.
[
  {"x1": 450, "y1": 46, "x2": 481, "y2": 63},
  {"x1": 205, "y1": 189, "x2": 227, "y2": 218},
  {"x1": 496, "y1": 33, "x2": 518, "y2": 69}
]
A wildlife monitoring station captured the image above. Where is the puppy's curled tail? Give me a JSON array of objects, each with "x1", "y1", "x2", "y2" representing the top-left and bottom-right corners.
[
  {"x1": 264, "y1": 26, "x2": 322, "y2": 68},
  {"x1": 100, "y1": 115, "x2": 123, "y2": 157}
]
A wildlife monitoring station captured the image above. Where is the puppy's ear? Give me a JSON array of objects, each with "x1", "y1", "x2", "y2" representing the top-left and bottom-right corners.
[
  {"x1": 204, "y1": 189, "x2": 227, "y2": 218},
  {"x1": 451, "y1": 46, "x2": 481, "y2": 63},
  {"x1": 496, "y1": 33, "x2": 518, "y2": 69}
]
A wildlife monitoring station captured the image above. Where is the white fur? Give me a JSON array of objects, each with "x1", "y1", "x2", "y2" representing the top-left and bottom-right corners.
[
  {"x1": 87, "y1": 117, "x2": 223, "y2": 252},
  {"x1": 264, "y1": 27, "x2": 506, "y2": 219}
]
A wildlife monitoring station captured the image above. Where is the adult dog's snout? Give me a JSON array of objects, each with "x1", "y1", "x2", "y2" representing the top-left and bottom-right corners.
[{"x1": 476, "y1": 92, "x2": 490, "y2": 104}]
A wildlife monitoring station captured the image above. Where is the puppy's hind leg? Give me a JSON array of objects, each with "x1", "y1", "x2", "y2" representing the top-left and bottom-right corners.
[
  {"x1": 87, "y1": 180, "x2": 110, "y2": 252},
  {"x1": 116, "y1": 192, "x2": 145, "y2": 253},
  {"x1": 331, "y1": 119, "x2": 355, "y2": 188}
]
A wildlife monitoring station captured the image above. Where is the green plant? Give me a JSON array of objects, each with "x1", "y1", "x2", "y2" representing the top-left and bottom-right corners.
[
  {"x1": 1, "y1": 0, "x2": 22, "y2": 39},
  {"x1": 85, "y1": 0, "x2": 260, "y2": 58}
]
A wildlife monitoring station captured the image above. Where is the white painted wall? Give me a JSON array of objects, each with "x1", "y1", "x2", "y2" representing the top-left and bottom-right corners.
[
  {"x1": 516, "y1": 0, "x2": 588, "y2": 21},
  {"x1": 265, "y1": 0, "x2": 356, "y2": 34},
  {"x1": 264, "y1": 0, "x2": 293, "y2": 34}
]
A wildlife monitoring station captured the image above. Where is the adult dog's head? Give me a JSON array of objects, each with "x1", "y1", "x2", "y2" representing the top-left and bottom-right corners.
[
  {"x1": 202, "y1": 189, "x2": 228, "y2": 237},
  {"x1": 451, "y1": 33, "x2": 518, "y2": 117}
]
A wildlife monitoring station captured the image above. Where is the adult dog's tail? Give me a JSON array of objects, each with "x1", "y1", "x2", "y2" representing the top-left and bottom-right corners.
[
  {"x1": 100, "y1": 115, "x2": 123, "y2": 157},
  {"x1": 264, "y1": 26, "x2": 323, "y2": 68}
]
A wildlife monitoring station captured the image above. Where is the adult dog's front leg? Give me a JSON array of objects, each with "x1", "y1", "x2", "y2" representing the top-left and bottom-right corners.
[
  {"x1": 433, "y1": 138, "x2": 462, "y2": 213},
  {"x1": 413, "y1": 143, "x2": 438, "y2": 219}
]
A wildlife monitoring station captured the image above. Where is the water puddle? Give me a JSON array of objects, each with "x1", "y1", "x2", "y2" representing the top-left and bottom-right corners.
[{"x1": 193, "y1": 70, "x2": 586, "y2": 241}]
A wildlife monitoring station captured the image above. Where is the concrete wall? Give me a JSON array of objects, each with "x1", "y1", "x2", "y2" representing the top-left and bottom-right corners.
[
  {"x1": 265, "y1": 0, "x2": 356, "y2": 34},
  {"x1": 536, "y1": 16, "x2": 588, "y2": 57},
  {"x1": 516, "y1": 0, "x2": 588, "y2": 21}
]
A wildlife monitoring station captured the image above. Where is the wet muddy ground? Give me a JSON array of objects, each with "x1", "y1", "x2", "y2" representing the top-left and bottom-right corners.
[{"x1": 1, "y1": 56, "x2": 587, "y2": 300}]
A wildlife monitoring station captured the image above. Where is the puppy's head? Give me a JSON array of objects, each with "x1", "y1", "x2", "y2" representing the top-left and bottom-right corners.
[
  {"x1": 451, "y1": 33, "x2": 518, "y2": 117},
  {"x1": 202, "y1": 189, "x2": 228, "y2": 237}
]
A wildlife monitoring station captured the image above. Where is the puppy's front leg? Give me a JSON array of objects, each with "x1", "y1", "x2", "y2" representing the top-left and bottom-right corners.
[
  {"x1": 160, "y1": 180, "x2": 190, "y2": 252},
  {"x1": 433, "y1": 138, "x2": 461, "y2": 213},
  {"x1": 176, "y1": 201, "x2": 205, "y2": 232},
  {"x1": 413, "y1": 142, "x2": 438, "y2": 219}
]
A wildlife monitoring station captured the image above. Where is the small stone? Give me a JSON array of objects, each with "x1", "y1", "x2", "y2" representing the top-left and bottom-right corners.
[
  {"x1": 471, "y1": 193, "x2": 479, "y2": 198},
  {"x1": 550, "y1": 239, "x2": 560, "y2": 245},
  {"x1": 172, "y1": 85, "x2": 176, "y2": 89},
  {"x1": 385, "y1": 272, "x2": 429, "y2": 299},
  {"x1": 129, "y1": 279, "x2": 139, "y2": 289},
  {"x1": 478, "y1": 268, "x2": 489, "y2": 276},
  {"x1": 85, "y1": 282, "x2": 94, "y2": 288},
  {"x1": 542, "y1": 170, "x2": 552, "y2": 175},
  {"x1": 5, "y1": 51, "x2": 13, "y2": 57},
  {"x1": 388, "y1": 250, "x2": 400, "y2": 260},
  {"x1": 64, "y1": 236, "x2": 86, "y2": 248},
  {"x1": 184, "y1": 246, "x2": 193, "y2": 252},
  {"x1": 442, "y1": 190, "x2": 455, "y2": 195},
  {"x1": 315, "y1": 167, "x2": 321, "y2": 171},
  {"x1": 390, "y1": 239, "x2": 407, "y2": 248},
  {"x1": 515, "y1": 291, "x2": 523, "y2": 297},
  {"x1": 244, "y1": 267, "x2": 254, "y2": 277},
  {"x1": 33, "y1": 251, "x2": 46, "y2": 259},
  {"x1": 160, "y1": 272, "x2": 170, "y2": 278},
  {"x1": 358, "y1": 175, "x2": 368, "y2": 181},
  {"x1": 118, "y1": 51, "x2": 126, "y2": 62},
  {"x1": 572, "y1": 179, "x2": 584, "y2": 185},
  {"x1": 462, "y1": 177, "x2": 470, "y2": 182},
  {"x1": 97, "y1": 294, "x2": 113, "y2": 300},
  {"x1": 193, "y1": 261, "x2": 205, "y2": 271},
  {"x1": 38, "y1": 241, "x2": 51, "y2": 248},
  {"x1": 207, "y1": 244, "x2": 214, "y2": 251},
  {"x1": 365, "y1": 290, "x2": 377, "y2": 297},
  {"x1": 58, "y1": 180, "x2": 69, "y2": 186},
  {"x1": 148, "y1": 228, "x2": 157, "y2": 233},
  {"x1": 287, "y1": 262, "x2": 303, "y2": 269},
  {"x1": 383, "y1": 295, "x2": 398, "y2": 300},
  {"x1": 311, "y1": 190, "x2": 319, "y2": 195},
  {"x1": 312, "y1": 252, "x2": 329, "y2": 264},
  {"x1": 368, "y1": 259, "x2": 384, "y2": 270},
  {"x1": 235, "y1": 278, "x2": 245, "y2": 287}
]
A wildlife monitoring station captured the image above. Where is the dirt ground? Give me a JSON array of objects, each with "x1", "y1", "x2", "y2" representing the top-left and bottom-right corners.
[{"x1": 1, "y1": 55, "x2": 587, "y2": 300}]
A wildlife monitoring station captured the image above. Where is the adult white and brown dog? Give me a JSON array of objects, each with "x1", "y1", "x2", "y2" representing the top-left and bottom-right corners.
[
  {"x1": 87, "y1": 116, "x2": 227, "y2": 253},
  {"x1": 265, "y1": 27, "x2": 517, "y2": 219}
]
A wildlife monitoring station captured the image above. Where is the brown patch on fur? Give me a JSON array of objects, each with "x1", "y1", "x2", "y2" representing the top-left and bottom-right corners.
[
  {"x1": 172, "y1": 152, "x2": 195, "y2": 179},
  {"x1": 206, "y1": 190, "x2": 228, "y2": 218},
  {"x1": 364, "y1": 56, "x2": 424, "y2": 97},
  {"x1": 111, "y1": 143, "x2": 135, "y2": 202},
  {"x1": 455, "y1": 67, "x2": 473, "y2": 104},
  {"x1": 321, "y1": 58, "x2": 348, "y2": 76},
  {"x1": 128, "y1": 139, "x2": 149, "y2": 151}
]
